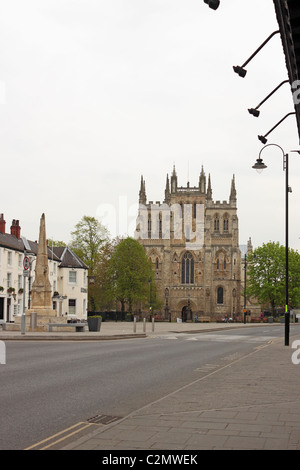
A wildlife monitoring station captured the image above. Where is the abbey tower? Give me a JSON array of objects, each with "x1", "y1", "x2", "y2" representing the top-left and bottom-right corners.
[{"x1": 135, "y1": 166, "x2": 242, "y2": 321}]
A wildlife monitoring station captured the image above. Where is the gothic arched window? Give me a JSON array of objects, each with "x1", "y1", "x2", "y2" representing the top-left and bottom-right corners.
[
  {"x1": 217, "y1": 287, "x2": 224, "y2": 304},
  {"x1": 214, "y1": 216, "x2": 219, "y2": 231},
  {"x1": 181, "y1": 252, "x2": 194, "y2": 284}
]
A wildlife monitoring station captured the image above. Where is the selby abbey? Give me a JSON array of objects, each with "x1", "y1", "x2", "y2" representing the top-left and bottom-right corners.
[{"x1": 135, "y1": 166, "x2": 242, "y2": 322}]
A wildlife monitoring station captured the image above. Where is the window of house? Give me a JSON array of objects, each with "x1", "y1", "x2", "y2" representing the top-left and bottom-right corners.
[
  {"x1": 7, "y1": 272, "x2": 12, "y2": 288},
  {"x1": 7, "y1": 252, "x2": 12, "y2": 266},
  {"x1": 68, "y1": 299, "x2": 76, "y2": 315},
  {"x1": 69, "y1": 271, "x2": 77, "y2": 283},
  {"x1": 181, "y1": 252, "x2": 194, "y2": 284}
]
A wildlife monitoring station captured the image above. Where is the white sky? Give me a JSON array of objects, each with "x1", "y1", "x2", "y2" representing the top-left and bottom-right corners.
[{"x1": 1, "y1": 0, "x2": 300, "y2": 250}]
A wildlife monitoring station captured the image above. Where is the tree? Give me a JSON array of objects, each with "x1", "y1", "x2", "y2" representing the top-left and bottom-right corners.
[
  {"x1": 107, "y1": 237, "x2": 155, "y2": 314},
  {"x1": 69, "y1": 216, "x2": 109, "y2": 273},
  {"x1": 247, "y1": 242, "x2": 300, "y2": 313},
  {"x1": 91, "y1": 238, "x2": 118, "y2": 311},
  {"x1": 47, "y1": 239, "x2": 67, "y2": 247},
  {"x1": 69, "y1": 216, "x2": 110, "y2": 311}
]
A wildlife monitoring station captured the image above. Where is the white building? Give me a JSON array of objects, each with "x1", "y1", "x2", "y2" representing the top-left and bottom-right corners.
[{"x1": 0, "y1": 214, "x2": 88, "y2": 322}]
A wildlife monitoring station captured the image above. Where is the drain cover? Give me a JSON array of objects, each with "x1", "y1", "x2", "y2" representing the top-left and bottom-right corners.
[{"x1": 87, "y1": 414, "x2": 122, "y2": 425}]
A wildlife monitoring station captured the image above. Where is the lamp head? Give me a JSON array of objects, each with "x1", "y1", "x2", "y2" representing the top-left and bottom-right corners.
[
  {"x1": 258, "y1": 135, "x2": 268, "y2": 144},
  {"x1": 252, "y1": 158, "x2": 267, "y2": 174},
  {"x1": 233, "y1": 65, "x2": 247, "y2": 78},
  {"x1": 248, "y1": 108, "x2": 260, "y2": 117},
  {"x1": 204, "y1": 0, "x2": 220, "y2": 9}
]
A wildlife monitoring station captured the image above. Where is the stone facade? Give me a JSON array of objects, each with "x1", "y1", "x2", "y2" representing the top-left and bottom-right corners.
[{"x1": 135, "y1": 166, "x2": 242, "y2": 321}]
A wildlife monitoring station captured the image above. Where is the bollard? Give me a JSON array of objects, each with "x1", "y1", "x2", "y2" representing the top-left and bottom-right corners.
[
  {"x1": 30, "y1": 312, "x2": 37, "y2": 331},
  {"x1": 152, "y1": 317, "x2": 155, "y2": 332},
  {"x1": 133, "y1": 317, "x2": 136, "y2": 333},
  {"x1": 143, "y1": 318, "x2": 146, "y2": 333}
]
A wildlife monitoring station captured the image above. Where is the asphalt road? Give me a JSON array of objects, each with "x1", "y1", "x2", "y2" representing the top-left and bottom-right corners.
[{"x1": 0, "y1": 325, "x2": 291, "y2": 450}]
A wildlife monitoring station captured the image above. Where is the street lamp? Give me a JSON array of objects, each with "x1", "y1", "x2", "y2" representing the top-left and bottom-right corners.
[
  {"x1": 233, "y1": 30, "x2": 279, "y2": 78},
  {"x1": 203, "y1": 0, "x2": 220, "y2": 10},
  {"x1": 258, "y1": 112, "x2": 296, "y2": 144},
  {"x1": 252, "y1": 157, "x2": 267, "y2": 173},
  {"x1": 243, "y1": 254, "x2": 247, "y2": 324},
  {"x1": 164, "y1": 288, "x2": 170, "y2": 322},
  {"x1": 252, "y1": 143, "x2": 295, "y2": 346},
  {"x1": 248, "y1": 80, "x2": 289, "y2": 117}
]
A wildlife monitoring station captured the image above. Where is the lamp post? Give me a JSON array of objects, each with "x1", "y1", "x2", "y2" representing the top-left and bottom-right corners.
[
  {"x1": 252, "y1": 143, "x2": 293, "y2": 346},
  {"x1": 243, "y1": 253, "x2": 247, "y2": 324},
  {"x1": 164, "y1": 288, "x2": 170, "y2": 322}
]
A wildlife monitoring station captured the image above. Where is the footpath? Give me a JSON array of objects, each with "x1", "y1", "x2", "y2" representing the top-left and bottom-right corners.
[{"x1": 1, "y1": 321, "x2": 300, "y2": 450}]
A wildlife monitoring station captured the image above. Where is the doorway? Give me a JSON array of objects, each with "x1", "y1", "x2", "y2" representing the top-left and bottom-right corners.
[
  {"x1": 181, "y1": 305, "x2": 192, "y2": 322},
  {"x1": 0, "y1": 298, "x2": 4, "y2": 320},
  {"x1": 6, "y1": 298, "x2": 11, "y2": 322}
]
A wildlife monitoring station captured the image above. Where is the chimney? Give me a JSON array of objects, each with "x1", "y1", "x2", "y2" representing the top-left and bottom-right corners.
[
  {"x1": 0, "y1": 214, "x2": 6, "y2": 234},
  {"x1": 10, "y1": 219, "x2": 21, "y2": 239}
]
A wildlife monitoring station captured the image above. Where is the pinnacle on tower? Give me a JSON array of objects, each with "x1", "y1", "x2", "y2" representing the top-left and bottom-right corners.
[
  {"x1": 207, "y1": 174, "x2": 212, "y2": 200},
  {"x1": 230, "y1": 174, "x2": 237, "y2": 204},
  {"x1": 164, "y1": 174, "x2": 170, "y2": 203},
  {"x1": 199, "y1": 165, "x2": 206, "y2": 194},
  {"x1": 171, "y1": 165, "x2": 178, "y2": 193},
  {"x1": 139, "y1": 175, "x2": 147, "y2": 204}
]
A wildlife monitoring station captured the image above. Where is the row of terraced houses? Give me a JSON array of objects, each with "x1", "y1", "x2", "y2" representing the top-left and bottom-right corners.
[{"x1": 0, "y1": 214, "x2": 88, "y2": 323}]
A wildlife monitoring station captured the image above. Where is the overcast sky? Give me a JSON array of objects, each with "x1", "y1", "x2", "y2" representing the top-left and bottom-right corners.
[{"x1": 1, "y1": 0, "x2": 300, "y2": 251}]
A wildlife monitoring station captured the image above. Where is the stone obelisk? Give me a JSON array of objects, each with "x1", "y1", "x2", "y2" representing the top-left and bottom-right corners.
[
  {"x1": 30, "y1": 213, "x2": 53, "y2": 311},
  {"x1": 26, "y1": 213, "x2": 57, "y2": 327}
]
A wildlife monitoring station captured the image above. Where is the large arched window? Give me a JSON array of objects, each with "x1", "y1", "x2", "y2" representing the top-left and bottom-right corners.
[
  {"x1": 217, "y1": 287, "x2": 224, "y2": 304},
  {"x1": 181, "y1": 252, "x2": 194, "y2": 284}
]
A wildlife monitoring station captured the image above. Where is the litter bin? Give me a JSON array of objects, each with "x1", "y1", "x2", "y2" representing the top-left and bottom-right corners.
[{"x1": 268, "y1": 316, "x2": 273, "y2": 323}]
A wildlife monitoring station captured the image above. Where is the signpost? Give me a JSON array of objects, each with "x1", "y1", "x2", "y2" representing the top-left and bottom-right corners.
[
  {"x1": 23, "y1": 256, "x2": 30, "y2": 271},
  {"x1": 21, "y1": 256, "x2": 30, "y2": 334}
]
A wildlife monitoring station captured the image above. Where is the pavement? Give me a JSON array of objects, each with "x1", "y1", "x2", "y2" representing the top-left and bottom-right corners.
[{"x1": 2, "y1": 320, "x2": 300, "y2": 450}]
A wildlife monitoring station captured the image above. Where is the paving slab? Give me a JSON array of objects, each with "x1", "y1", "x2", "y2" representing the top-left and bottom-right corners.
[{"x1": 56, "y1": 332, "x2": 300, "y2": 451}]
